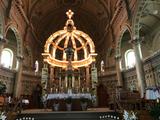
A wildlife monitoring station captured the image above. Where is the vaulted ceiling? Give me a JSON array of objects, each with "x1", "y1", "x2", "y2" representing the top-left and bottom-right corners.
[
  {"x1": 139, "y1": 2, "x2": 160, "y2": 36},
  {"x1": 21, "y1": 0, "x2": 116, "y2": 49}
]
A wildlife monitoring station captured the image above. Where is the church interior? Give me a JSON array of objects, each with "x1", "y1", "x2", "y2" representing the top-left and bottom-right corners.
[{"x1": 0, "y1": 0, "x2": 160, "y2": 120}]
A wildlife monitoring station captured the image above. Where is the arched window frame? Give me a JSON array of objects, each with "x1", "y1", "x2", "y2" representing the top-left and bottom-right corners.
[
  {"x1": 1, "y1": 48, "x2": 13, "y2": 69},
  {"x1": 125, "y1": 49, "x2": 136, "y2": 69}
]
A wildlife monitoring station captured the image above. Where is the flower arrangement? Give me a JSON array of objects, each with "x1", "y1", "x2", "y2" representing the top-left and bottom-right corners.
[
  {"x1": 80, "y1": 97, "x2": 88, "y2": 111},
  {"x1": 65, "y1": 97, "x2": 72, "y2": 111},
  {"x1": 0, "y1": 112, "x2": 6, "y2": 120},
  {"x1": 149, "y1": 101, "x2": 160, "y2": 120},
  {"x1": 53, "y1": 99, "x2": 59, "y2": 111}
]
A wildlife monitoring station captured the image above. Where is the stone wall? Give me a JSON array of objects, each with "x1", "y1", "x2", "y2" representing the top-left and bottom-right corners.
[
  {"x1": 98, "y1": 50, "x2": 160, "y2": 99},
  {"x1": 0, "y1": 67, "x2": 15, "y2": 93}
]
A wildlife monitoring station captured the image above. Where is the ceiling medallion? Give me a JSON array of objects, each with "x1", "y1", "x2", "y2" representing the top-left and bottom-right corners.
[{"x1": 42, "y1": 10, "x2": 97, "y2": 68}]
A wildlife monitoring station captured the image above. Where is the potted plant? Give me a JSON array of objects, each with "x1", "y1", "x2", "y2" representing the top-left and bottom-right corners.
[
  {"x1": 0, "y1": 81, "x2": 6, "y2": 111},
  {"x1": 80, "y1": 97, "x2": 88, "y2": 111},
  {"x1": 149, "y1": 101, "x2": 160, "y2": 120},
  {"x1": 52, "y1": 99, "x2": 59, "y2": 111},
  {"x1": 65, "y1": 97, "x2": 72, "y2": 111},
  {"x1": 0, "y1": 81, "x2": 6, "y2": 95}
]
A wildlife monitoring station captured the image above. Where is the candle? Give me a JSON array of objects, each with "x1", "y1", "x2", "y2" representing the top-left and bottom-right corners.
[
  {"x1": 157, "y1": 99, "x2": 159, "y2": 103},
  {"x1": 50, "y1": 88, "x2": 53, "y2": 93}
]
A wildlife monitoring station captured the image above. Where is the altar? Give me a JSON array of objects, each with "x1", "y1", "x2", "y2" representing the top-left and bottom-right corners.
[
  {"x1": 47, "y1": 93, "x2": 92, "y2": 100},
  {"x1": 46, "y1": 93, "x2": 92, "y2": 111}
]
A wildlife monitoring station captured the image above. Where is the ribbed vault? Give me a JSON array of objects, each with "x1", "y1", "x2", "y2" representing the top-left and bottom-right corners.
[{"x1": 21, "y1": 0, "x2": 110, "y2": 50}]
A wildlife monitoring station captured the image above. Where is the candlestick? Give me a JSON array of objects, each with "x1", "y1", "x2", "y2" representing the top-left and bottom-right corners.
[
  {"x1": 50, "y1": 88, "x2": 53, "y2": 93},
  {"x1": 82, "y1": 88, "x2": 84, "y2": 92},
  {"x1": 59, "y1": 76, "x2": 61, "y2": 88},
  {"x1": 78, "y1": 76, "x2": 81, "y2": 88},
  {"x1": 87, "y1": 87, "x2": 89, "y2": 92},
  {"x1": 56, "y1": 88, "x2": 58, "y2": 93},
  {"x1": 72, "y1": 76, "x2": 75, "y2": 88}
]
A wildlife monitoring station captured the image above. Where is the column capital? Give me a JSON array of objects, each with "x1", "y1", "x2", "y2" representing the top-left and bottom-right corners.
[
  {"x1": 129, "y1": 36, "x2": 144, "y2": 46},
  {"x1": 16, "y1": 55, "x2": 24, "y2": 61},
  {"x1": 0, "y1": 36, "x2": 8, "y2": 44},
  {"x1": 115, "y1": 54, "x2": 122, "y2": 60}
]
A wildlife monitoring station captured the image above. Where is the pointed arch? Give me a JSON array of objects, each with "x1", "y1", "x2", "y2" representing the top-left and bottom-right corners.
[
  {"x1": 115, "y1": 25, "x2": 132, "y2": 70},
  {"x1": 115, "y1": 24, "x2": 132, "y2": 58},
  {"x1": 5, "y1": 25, "x2": 23, "y2": 58},
  {"x1": 132, "y1": 0, "x2": 146, "y2": 39}
]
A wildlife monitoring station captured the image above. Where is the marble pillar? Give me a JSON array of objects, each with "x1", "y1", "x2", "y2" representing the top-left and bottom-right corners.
[
  {"x1": 14, "y1": 55, "x2": 23, "y2": 98},
  {"x1": 115, "y1": 55, "x2": 123, "y2": 87},
  {"x1": 131, "y1": 39, "x2": 146, "y2": 98}
]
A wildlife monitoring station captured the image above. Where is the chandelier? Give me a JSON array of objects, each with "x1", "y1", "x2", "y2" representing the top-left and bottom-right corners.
[{"x1": 42, "y1": 10, "x2": 97, "y2": 68}]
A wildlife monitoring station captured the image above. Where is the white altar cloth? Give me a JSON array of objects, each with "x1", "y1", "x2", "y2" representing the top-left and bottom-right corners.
[
  {"x1": 145, "y1": 87, "x2": 160, "y2": 100},
  {"x1": 47, "y1": 93, "x2": 92, "y2": 100}
]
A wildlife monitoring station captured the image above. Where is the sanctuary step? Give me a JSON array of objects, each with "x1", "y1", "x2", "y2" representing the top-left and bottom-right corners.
[{"x1": 15, "y1": 110, "x2": 121, "y2": 120}]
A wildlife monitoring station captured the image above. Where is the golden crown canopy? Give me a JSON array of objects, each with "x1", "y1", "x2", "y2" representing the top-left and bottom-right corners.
[{"x1": 42, "y1": 10, "x2": 97, "y2": 68}]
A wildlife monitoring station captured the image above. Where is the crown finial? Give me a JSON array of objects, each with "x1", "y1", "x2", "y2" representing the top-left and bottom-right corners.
[{"x1": 66, "y1": 9, "x2": 74, "y2": 19}]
